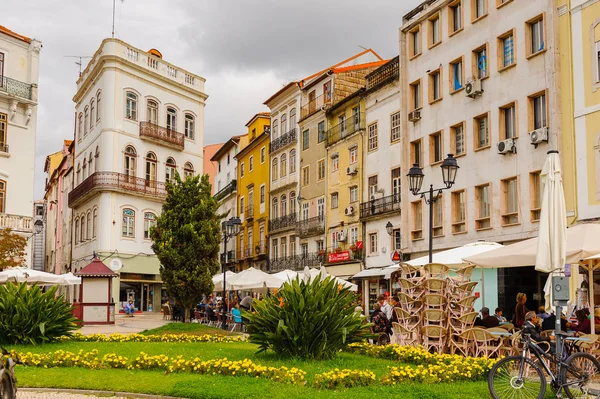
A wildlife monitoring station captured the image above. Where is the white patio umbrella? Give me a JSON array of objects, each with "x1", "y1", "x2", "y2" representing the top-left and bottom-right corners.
[
  {"x1": 0, "y1": 267, "x2": 66, "y2": 285},
  {"x1": 408, "y1": 241, "x2": 503, "y2": 267},
  {"x1": 60, "y1": 272, "x2": 82, "y2": 285},
  {"x1": 213, "y1": 271, "x2": 238, "y2": 291},
  {"x1": 230, "y1": 267, "x2": 284, "y2": 291},
  {"x1": 272, "y1": 269, "x2": 298, "y2": 281}
]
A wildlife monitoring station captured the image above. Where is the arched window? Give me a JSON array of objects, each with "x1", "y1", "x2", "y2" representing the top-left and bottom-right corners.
[
  {"x1": 90, "y1": 99, "x2": 95, "y2": 128},
  {"x1": 272, "y1": 197, "x2": 279, "y2": 218},
  {"x1": 122, "y1": 208, "x2": 135, "y2": 238},
  {"x1": 290, "y1": 191, "x2": 296, "y2": 215},
  {"x1": 76, "y1": 163, "x2": 81, "y2": 185},
  {"x1": 280, "y1": 153, "x2": 287, "y2": 178},
  {"x1": 145, "y1": 152, "x2": 157, "y2": 185},
  {"x1": 80, "y1": 214, "x2": 86, "y2": 242},
  {"x1": 281, "y1": 113, "x2": 287, "y2": 134},
  {"x1": 184, "y1": 162, "x2": 194, "y2": 179},
  {"x1": 271, "y1": 157, "x2": 278, "y2": 181},
  {"x1": 147, "y1": 99, "x2": 158, "y2": 124},
  {"x1": 124, "y1": 146, "x2": 137, "y2": 178},
  {"x1": 74, "y1": 218, "x2": 79, "y2": 244},
  {"x1": 144, "y1": 212, "x2": 156, "y2": 239},
  {"x1": 166, "y1": 107, "x2": 177, "y2": 131},
  {"x1": 184, "y1": 113, "x2": 195, "y2": 139},
  {"x1": 289, "y1": 108, "x2": 297, "y2": 127},
  {"x1": 86, "y1": 212, "x2": 91, "y2": 240},
  {"x1": 281, "y1": 194, "x2": 287, "y2": 216},
  {"x1": 289, "y1": 149, "x2": 296, "y2": 173},
  {"x1": 96, "y1": 91, "x2": 101, "y2": 122},
  {"x1": 0, "y1": 180, "x2": 5, "y2": 213},
  {"x1": 166, "y1": 157, "x2": 177, "y2": 182},
  {"x1": 95, "y1": 146, "x2": 100, "y2": 172},
  {"x1": 88, "y1": 153, "x2": 94, "y2": 176},
  {"x1": 78, "y1": 113, "x2": 83, "y2": 141},
  {"x1": 92, "y1": 208, "x2": 98, "y2": 238},
  {"x1": 82, "y1": 157, "x2": 87, "y2": 180},
  {"x1": 125, "y1": 91, "x2": 138, "y2": 120},
  {"x1": 84, "y1": 107, "x2": 89, "y2": 135},
  {"x1": 272, "y1": 119, "x2": 279, "y2": 139}
]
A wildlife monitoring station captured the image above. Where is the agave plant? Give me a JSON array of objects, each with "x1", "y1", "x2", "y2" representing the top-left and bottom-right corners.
[
  {"x1": 0, "y1": 283, "x2": 79, "y2": 345},
  {"x1": 244, "y1": 274, "x2": 370, "y2": 360}
]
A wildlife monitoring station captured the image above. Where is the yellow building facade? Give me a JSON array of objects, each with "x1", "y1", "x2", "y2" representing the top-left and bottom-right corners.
[
  {"x1": 235, "y1": 113, "x2": 271, "y2": 271},
  {"x1": 558, "y1": 0, "x2": 600, "y2": 222}
]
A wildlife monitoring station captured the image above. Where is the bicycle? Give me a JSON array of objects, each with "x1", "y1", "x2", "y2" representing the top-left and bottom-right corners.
[
  {"x1": 488, "y1": 332, "x2": 600, "y2": 399},
  {"x1": 0, "y1": 348, "x2": 20, "y2": 399}
]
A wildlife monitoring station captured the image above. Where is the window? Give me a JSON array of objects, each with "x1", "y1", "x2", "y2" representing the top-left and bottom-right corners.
[
  {"x1": 165, "y1": 158, "x2": 177, "y2": 182},
  {"x1": 474, "y1": 113, "x2": 490, "y2": 149},
  {"x1": 451, "y1": 122, "x2": 465, "y2": 156},
  {"x1": 0, "y1": 113, "x2": 6, "y2": 151},
  {"x1": 331, "y1": 192, "x2": 339, "y2": 209},
  {"x1": 281, "y1": 194, "x2": 287, "y2": 216},
  {"x1": 502, "y1": 177, "x2": 519, "y2": 225},
  {"x1": 350, "y1": 186, "x2": 358, "y2": 203},
  {"x1": 124, "y1": 146, "x2": 136, "y2": 178},
  {"x1": 350, "y1": 226, "x2": 359, "y2": 245},
  {"x1": 452, "y1": 190, "x2": 466, "y2": 233},
  {"x1": 78, "y1": 114, "x2": 83, "y2": 140},
  {"x1": 260, "y1": 147, "x2": 266, "y2": 164},
  {"x1": 302, "y1": 202, "x2": 309, "y2": 220},
  {"x1": 332, "y1": 232, "x2": 338, "y2": 250},
  {"x1": 530, "y1": 171, "x2": 542, "y2": 221},
  {"x1": 429, "y1": 131, "x2": 443, "y2": 164},
  {"x1": 272, "y1": 238, "x2": 278, "y2": 260},
  {"x1": 302, "y1": 129, "x2": 309, "y2": 150},
  {"x1": 527, "y1": 15, "x2": 545, "y2": 57},
  {"x1": 318, "y1": 121, "x2": 326, "y2": 143},
  {"x1": 500, "y1": 102, "x2": 517, "y2": 139},
  {"x1": 393, "y1": 229, "x2": 401, "y2": 250},
  {"x1": 74, "y1": 218, "x2": 79, "y2": 244},
  {"x1": 260, "y1": 185, "x2": 265, "y2": 205},
  {"x1": 95, "y1": 146, "x2": 99, "y2": 172},
  {"x1": 82, "y1": 159, "x2": 87, "y2": 180},
  {"x1": 81, "y1": 214, "x2": 86, "y2": 242},
  {"x1": 89, "y1": 153, "x2": 94, "y2": 175},
  {"x1": 476, "y1": 184, "x2": 491, "y2": 229},
  {"x1": 302, "y1": 166, "x2": 309, "y2": 186},
  {"x1": 473, "y1": 44, "x2": 489, "y2": 79},
  {"x1": 349, "y1": 147, "x2": 358, "y2": 164},
  {"x1": 317, "y1": 159, "x2": 325, "y2": 181},
  {"x1": 96, "y1": 91, "x2": 101, "y2": 121},
  {"x1": 227, "y1": 154, "x2": 230, "y2": 164},
  {"x1": 147, "y1": 100, "x2": 158, "y2": 124},
  {"x1": 368, "y1": 122, "x2": 378, "y2": 151},
  {"x1": 318, "y1": 198, "x2": 325, "y2": 218},
  {"x1": 449, "y1": 1, "x2": 463, "y2": 34},
  {"x1": 289, "y1": 149, "x2": 296, "y2": 173},
  {"x1": 145, "y1": 152, "x2": 157, "y2": 183},
  {"x1": 290, "y1": 108, "x2": 296, "y2": 127},
  {"x1": 271, "y1": 158, "x2": 278, "y2": 181},
  {"x1": 323, "y1": 81, "x2": 332, "y2": 103},
  {"x1": 90, "y1": 100, "x2": 95, "y2": 129},
  {"x1": 280, "y1": 237, "x2": 287, "y2": 258},
  {"x1": 411, "y1": 139, "x2": 423, "y2": 167},
  {"x1": 166, "y1": 107, "x2": 177, "y2": 131},
  {"x1": 352, "y1": 107, "x2": 360, "y2": 130},
  {"x1": 272, "y1": 198, "x2": 279, "y2": 218},
  {"x1": 301, "y1": 242, "x2": 309, "y2": 256},
  {"x1": 316, "y1": 240, "x2": 324, "y2": 252},
  {"x1": 529, "y1": 91, "x2": 547, "y2": 130},
  {"x1": 281, "y1": 114, "x2": 287, "y2": 134},
  {"x1": 272, "y1": 119, "x2": 279, "y2": 139},
  {"x1": 368, "y1": 175, "x2": 378, "y2": 199},
  {"x1": 144, "y1": 212, "x2": 156, "y2": 239},
  {"x1": 0, "y1": 180, "x2": 5, "y2": 213},
  {"x1": 84, "y1": 106, "x2": 89, "y2": 135},
  {"x1": 125, "y1": 92, "x2": 138, "y2": 120},
  {"x1": 280, "y1": 153, "x2": 287, "y2": 177},
  {"x1": 410, "y1": 79, "x2": 422, "y2": 110},
  {"x1": 498, "y1": 30, "x2": 516, "y2": 69},
  {"x1": 429, "y1": 13, "x2": 441, "y2": 47},
  {"x1": 122, "y1": 208, "x2": 135, "y2": 238},
  {"x1": 339, "y1": 115, "x2": 346, "y2": 136},
  {"x1": 450, "y1": 57, "x2": 464, "y2": 92},
  {"x1": 331, "y1": 154, "x2": 339, "y2": 172},
  {"x1": 240, "y1": 197, "x2": 245, "y2": 216},
  {"x1": 184, "y1": 114, "x2": 195, "y2": 139},
  {"x1": 429, "y1": 69, "x2": 442, "y2": 103},
  {"x1": 92, "y1": 208, "x2": 98, "y2": 238},
  {"x1": 410, "y1": 25, "x2": 421, "y2": 58},
  {"x1": 289, "y1": 192, "x2": 296, "y2": 215},
  {"x1": 240, "y1": 162, "x2": 245, "y2": 177},
  {"x1": 391, "y1": 112, "x2": 401, "y2": 142},
  {"x1": 411, "y1": 200, "x2": 423, "y2": 240},
  {"x1": 369, "y1": 233, "x2": 378, "y2": 254},
  {"x1": 184, "y1": 162, "x2": 194, "y2": 179},
  {"x1": 76, "y1": 163, "x2": 81, "y2": 185},
  {"x1": 249, "y1": 155, "x2": 254, "y2": 171},
  {"x1": 391, "y1": 168, "x2": 401, "y2": 202},
  {"x1": 432, "y1": 196, "x2": 444, "y2": 237},
  {"x1": 472, "y1": 0, "x2": 487, "y2": 21},
  {"x1": 290, "y1": 237, "x2": 296, "y2": 257},
  {"x1": 497, "y1": 0, "x2": 513, "y2": 7}
]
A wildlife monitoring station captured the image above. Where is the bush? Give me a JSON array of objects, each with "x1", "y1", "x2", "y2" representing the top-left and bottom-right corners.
[
  {"x1": 0, "y1": 283, "x2": 79, "y2": 345},
  {"x1": 244, "y1": 275, "x2": 369, "y2": 360}
]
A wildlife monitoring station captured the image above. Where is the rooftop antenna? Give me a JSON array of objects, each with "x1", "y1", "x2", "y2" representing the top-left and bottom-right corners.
[
  {"x1": 64, "y1": 56, "x2": 92, "y2": 76},
  {"x1": 112, "y1": 0, "x2": 125, "y2": 38},
  {"x1": 358, "y1": 45, "x2": 369, "y2": 51}
]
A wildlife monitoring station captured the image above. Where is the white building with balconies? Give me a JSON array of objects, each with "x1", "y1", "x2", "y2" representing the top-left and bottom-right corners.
[
  {"x1": 0, "y1": 25, "x2": 42, "y2": 267},
  {"x1": 68, "y1": 39, "x2": 207, "y2": 313}
]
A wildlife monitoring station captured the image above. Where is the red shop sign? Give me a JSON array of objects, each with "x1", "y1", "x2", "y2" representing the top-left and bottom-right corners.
[
  {"x1": 328, "y1": 251, "x2": 351, "y2": 263},
  {"x1": 356, "y1": 241, "x2": 363, "y2": 250}
]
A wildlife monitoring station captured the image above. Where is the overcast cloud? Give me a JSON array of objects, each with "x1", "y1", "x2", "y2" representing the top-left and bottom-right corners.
[{"x1": 4, "y1": 0, "x2": 419, "y2": 199}]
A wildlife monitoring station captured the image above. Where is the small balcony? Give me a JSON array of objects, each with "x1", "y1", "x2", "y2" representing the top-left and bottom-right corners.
[
  {"x1": 0, "y1": 76, "x2": 34, "y2": 101},
  {"x1": 214, "y1": 180, "x2": 237, "y2": 201},
  {"x1": 300, "y1": 92, "x2": 332, "y2": 120},
  {"x1": 268, "y1": 213, "x2": 297, "y2": 233},
  {"x1": 220, "y1": 250, "x2": 236, "y2": 265},
  {"x1": 359, "y1": 193, "x2": 401, "y2": 219},
  {"x1": 245, "y1": 205, "x2": 254, "y2": 220},
  {"x1": 139, "y1": 122, "x2": 185, "y2": 151},
  {"x1": 326, "y1": 112, "x2": 365, "y2": 146},
  {"x1": 366, "y1": 56, "x2": 399, "y2": 90},
  {"x1": 68, "y1": 172, "x2": 167, "y2": 208},
  {"x1": 295, "y1": 215, "x2": 325, "y2": 238},
  {"x1": 269, "y1": 252, "x2": 326, "y2": 272},
  {"x1": 326, "y1": 246, "x2": 364, "y2": 264},
  {"x1": 0, "y1": 213, "x2": 33, "y2": 233},
  {"x1": 269, "y1": 128, "x2": 297, "y2": 154},
  {"x1": 253, "y1": 241, "x2": 268, "y2": 257}
]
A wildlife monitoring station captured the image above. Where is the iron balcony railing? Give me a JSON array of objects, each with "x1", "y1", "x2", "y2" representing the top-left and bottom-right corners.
[
  {"x1": 220, "y1": 250, "x2": 236, "y2": 264},
  {"x1": 366, "y1": 56, "x2": 399, "y2": 90},
  {"x1": 269, "y1": 128, "x2": 297, "y2": 153},
  {"x1": 326, "y1": 247, "x2": 364, "y2": 263},
  {"x1": 0, "y1": 76, "x2": 33, "y2": 100},
  {"x1": 245, "y1": 205, "x2": 254, "y2": 220},
  {"x1": 253, "y1": 241, "x2": 268, "y2": 256},
  {"x1": 359, "y1": 193, "x2": 401, "y2": 219},
  {"x1": 139, "y1": 122, "x2": 185, "y2": 150},
  {"x1": 300, "y1": 92, "x2": 332, "y2": 120},
  {"x1": 268, "y1": 213, "x2": 297, "y2": 233},
  {"x1": 214, "y1": 180, "x2": 237, "y2": 201},
  {"x1": 0, "y1": 213, "x2": 33, "y2": 233},
  {"x1": 295, "y1": 215, "x2": 325, "y2": 237},
  {"x1": 326, "y1": 112, "x2": 365, "y2": 146},
  {"x1": 68, "y1": 172, "x2": 167, "y2": 207},
  {"x1": 269, "y1": 252, "x2": 326, "y2": 272}
]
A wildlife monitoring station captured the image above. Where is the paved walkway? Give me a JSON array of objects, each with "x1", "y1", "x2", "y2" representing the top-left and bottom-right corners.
[
  {"x1": 18, "y1": 392, "x2": 128, "y2": 399},
  {"x1": 18, "y1": 389, "x2": 182, "y2": 399},
  {"x1": 78, "y1": 312, "x2": 170, "y2": 336}
]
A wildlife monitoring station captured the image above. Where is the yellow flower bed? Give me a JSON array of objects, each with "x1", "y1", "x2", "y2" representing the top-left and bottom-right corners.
[
  {"x1": 58, "y1": 332, "x2": 244, "y2": 343},
  {"x1": 314, "y1": 368, "x2": 376, "y2": 389}
]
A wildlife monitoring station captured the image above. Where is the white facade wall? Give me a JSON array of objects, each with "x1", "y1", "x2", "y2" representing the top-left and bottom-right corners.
[{"x1": 214, "y1": 143, "x2": 239, "y2": 258}]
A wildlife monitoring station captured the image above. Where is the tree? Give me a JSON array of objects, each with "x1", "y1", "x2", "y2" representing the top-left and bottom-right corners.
[
  {"x1": 150, "y1": 173, "x2": 221, "y2": 322},
  {"x1": 0, "y1": 228, "x2": 27, "y2": 271}
]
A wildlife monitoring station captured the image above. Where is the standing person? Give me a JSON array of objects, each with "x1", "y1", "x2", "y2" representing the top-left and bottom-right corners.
[
  {"x1": 377, "y1": 295, "x2": 393, "y2": 321},
  {"x1": 370, "y1": 303, "x2": 391, "y2": 335},
  {"x1": 389, "y1": 296, "x2": 401, "y2": 323},
  {"x1": 515, "y1": 292, "x2": 529, "y2": 328}
]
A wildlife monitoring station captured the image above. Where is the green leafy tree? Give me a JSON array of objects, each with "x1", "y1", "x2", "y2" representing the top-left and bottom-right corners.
[
  {"x1": 150, "y1": 173, "x2": 221, "y2": 322},
  {"x1": 0, "y1": 228, "x2": 27, "y2": 271}
]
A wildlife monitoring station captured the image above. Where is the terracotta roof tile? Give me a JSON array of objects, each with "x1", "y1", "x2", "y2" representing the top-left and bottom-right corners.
[{"x1": 0, "y1": 25, "x2": 32, "y2": 44}]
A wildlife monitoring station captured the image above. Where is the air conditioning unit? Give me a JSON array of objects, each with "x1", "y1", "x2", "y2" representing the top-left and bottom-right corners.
[
  {"x1": 465, "y1": 78, "x2": 483, "y2": 98},
  {"x1": 497, "y1": 138, "x2": 517, "y2": 155},
  {"x1": 529, "y1": 127, "x2": 549, "y2": 147},
  {"x1": 338, "y1": 231, "x2": 348, "y2": 241},
  {"x1": 408, "y1": 110, "x2": 421, "y2": 122},
  {"x1": 347, "y1": 165, "x2": 358, "y2": 175},
  {"x1": 344, "y1": 206, "x2": 355, "y2": 216}
]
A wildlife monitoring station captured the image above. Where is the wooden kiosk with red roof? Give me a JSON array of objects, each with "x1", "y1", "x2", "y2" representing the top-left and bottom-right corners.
[{"x1": 74, "y1": 257, "x2": 118, "y2": 325}]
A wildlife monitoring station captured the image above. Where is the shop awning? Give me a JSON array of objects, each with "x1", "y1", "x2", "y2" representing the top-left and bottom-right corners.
[{"x1": 352, "y1": 266, "x2": 398, "y2": 280}]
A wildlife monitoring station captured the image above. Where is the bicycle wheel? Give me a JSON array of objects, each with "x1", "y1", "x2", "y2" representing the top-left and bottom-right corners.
[
  {"x1": 488, "y1": 356, "x2": 547, "y2": 399},
  {"x1": 0, "y1": 371, "x2": 16, "y2": 399},
  {"x1": 561, "y1": 352, "x2": 600, "y2": 399}
]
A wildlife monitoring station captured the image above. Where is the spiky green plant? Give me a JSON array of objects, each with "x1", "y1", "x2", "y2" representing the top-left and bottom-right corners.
[
  {"x1": 0, "y1": 283, "x2": 79, "y2": 345},
  {"x1": 244, "y1": 275, "x2": 370, "y2": 360}
]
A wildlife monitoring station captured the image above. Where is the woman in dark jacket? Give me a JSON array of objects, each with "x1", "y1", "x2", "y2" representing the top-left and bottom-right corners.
[{"x1": 515, "y1": 292, "x2": 529, "y2": 328}]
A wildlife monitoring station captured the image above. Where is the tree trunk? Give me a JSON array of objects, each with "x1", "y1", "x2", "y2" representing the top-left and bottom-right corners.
[{"x1": 184, "y1": 307, "x2": 190, "y2": 323}]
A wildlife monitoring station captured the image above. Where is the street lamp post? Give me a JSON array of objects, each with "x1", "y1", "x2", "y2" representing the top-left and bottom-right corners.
[
  {"x1": 407, "y1": 154, "x2": 459, "y2": 263},
  {"x1": 221, "y1": 216, "x2": 241, "y2": 331}
]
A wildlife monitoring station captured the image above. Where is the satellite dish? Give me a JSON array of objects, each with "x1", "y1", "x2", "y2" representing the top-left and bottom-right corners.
[{"x1": 109, "y1": 258, "x2": 123, "y2": 272}]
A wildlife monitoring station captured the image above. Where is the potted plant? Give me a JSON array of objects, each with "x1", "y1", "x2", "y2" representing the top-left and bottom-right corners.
[
  {"x1": 318, "y1": 249, "x2": 326, "y2": 256},
  {"x1": 335, "y1": 246, "x2": 343, "y2": 253},
  {"x1": 349, "y1": 244, "x2": 357, "y2": 252}
]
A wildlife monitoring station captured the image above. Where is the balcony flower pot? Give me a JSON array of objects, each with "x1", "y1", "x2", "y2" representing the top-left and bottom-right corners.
[
  {"x1": 318, "y1": 250, "x2": 326, "y2": 256},
  {"x1": 349, "y1": 244, "x2": 357, "y2": 252},
  {"x1": 335, "y1": 247, "x2": 342, "y2": 253}
]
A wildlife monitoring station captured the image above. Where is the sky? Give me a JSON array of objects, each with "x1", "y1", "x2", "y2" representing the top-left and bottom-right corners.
[{"x1": 4, "y1": 0, "x2": 420, "y2": 199}]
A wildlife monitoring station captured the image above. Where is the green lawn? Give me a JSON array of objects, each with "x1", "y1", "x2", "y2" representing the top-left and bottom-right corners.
[{"x1": 140, "y1": 322, "x2": 237, "y2": 336}]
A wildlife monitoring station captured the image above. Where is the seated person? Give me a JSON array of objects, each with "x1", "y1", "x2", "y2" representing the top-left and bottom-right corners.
[
  {"x1": 522, "y1": 311, "x2": 555, "y2": 353},
  {"x1": 541, "y1": 313, "x2": 568, "y2": 332},
  {"x1": 567, "y1": 309, "x2": 591, "y2": 335},
  {"x1": 494, "y1": 307, "x2": 507, "y2": 323},
  {"x1": 537, "y1": 306, "x2": 551, "y2": 321},
  {"x1": 594, "y1": 308, "x2": 600, "y2": 332},
  {"x1": 370, "y1": 303, "x2": 391, "y2": 335},
  {"x1": 206, "y1": 303, "x2": 217, "y2": 322},
  {"x1": 480, "y1": 307, "x2": 500, "y2": 328}
]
